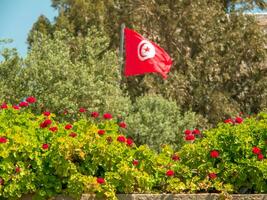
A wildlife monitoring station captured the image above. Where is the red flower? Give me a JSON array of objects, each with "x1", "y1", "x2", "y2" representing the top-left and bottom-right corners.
[
  {"x1": 117, "y1": 135, "x2": 126, "y2": 143},
  {"x1": 184, "y1": 129, "x2": 191, "y2": 135},
  {"x1": 19, "y1": 101, "x2": 28, "y2": 107},
  {"x1": 0, "y1": 178, "x2": 4, "y2": 185},
  {"x1": 69, "y1": 132, "x2": 77, "y2": 138},
  {"x1": 40, "y1": 119, "x2": 52, "y2": 128},
  {"x1": 258, "y1": 154, "x2": 264, "y2": 160},
  {"x1": 0, "y1": 137, "x2": 7, "y2": 143},
  {"x1": 119, "y1": 122, "x2": 127, "y2": 128},
  {"x1": 65, "y1": 124, "x2": 72, "y2": 130},
  {"x1": 126, "y1": 138, "x2": 134, "y2": 146},
  {"x1": 209, "y1": 173, "x2": 217, "y2": 179},
  {"x1": 15, "y1": 167, "x2": 21, "y2": 173},
  {"x1": 1, "y1": 103, "x2": 8, "y2": 109},
  {"x1": 235, "y1": 117, "x2": 243, "y2": 124},
  {"x1": 49, "y1": 126, "x2": 58, "y2": 132},
  {"x1": 172, "y1": 154, "x2": 180, "y2": 161},
  {"x1": 26, "y1": 96, "x2": 36, "y2": 104},
  {"x1": 91, "y1": 111, "x2": 99, "y2": 118},
  {"x1": 185, "y1": 134, "x2": 195, "y2": 141},
  {"x1": 43, "y1": 111, "x2": 51, "y2": 117},
  {"x1": 224, "y1": 118, "x2": 234, "y2": 124},
  {"x1": 166, "y1": 170, "x2": 175, "y2": 177},
  {"x1": 12, "y1": 105, "x2": 20, "y2": 110},
  {"x1": 132, "y1": 159, "x2": 139, "y2": 166},
  {"x1": 210, "y1": 150, "x2": 219, "y2": 158},
  {"x1": 42, "y1": 143, "x2": 49, "y2": 150},
  {"x1": 98, "y1": 130, "x2": 105, "y2": 136},
  {"x1": 103, "y1": 113, "x2": 112, "y2": 119},
  {"x1": 63, "y1": 110, "x2": 68, "y2": 115},
  {"x1": 252, "y1": 147, "x2": 261, "y2": 155},
  {"x1": 79, "y1": 107, "x2": 86, "y2": 113},
  {"x1": 97, "y1": 177, "x2": 105, "y2": 184},
  {"x1": 192, "y1": 129, "x2": 200, "y2": 135}
]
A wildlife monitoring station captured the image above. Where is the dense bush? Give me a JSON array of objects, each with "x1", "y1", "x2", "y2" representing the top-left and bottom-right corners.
[
  {"x1": 125, "y1": 95, "x2": 207, "y2": 151},
  {"x1": 180, "y1": 113, "x2": 267, "y2": 193}
]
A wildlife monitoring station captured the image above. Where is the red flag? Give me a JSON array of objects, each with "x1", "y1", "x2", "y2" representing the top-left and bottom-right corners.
[{"x1": 124, "y1": 28, "x2": 172, "y2": 79}]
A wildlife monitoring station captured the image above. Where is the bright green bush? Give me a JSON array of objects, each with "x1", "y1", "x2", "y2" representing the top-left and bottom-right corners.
[
  {"x1": 0, "y1": 102, "x2": 193, "y2": 200},
  {"x1": 179, "y1": 113, "x2": 267, "y2": 193},
  {"x1": 125, "y1": 95, "x2": 207, "y2": 151}
]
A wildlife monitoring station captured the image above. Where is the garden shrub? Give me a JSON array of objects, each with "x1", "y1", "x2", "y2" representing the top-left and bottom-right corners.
[
  {"x1": 179, "y1": 113, "x2": 267, "y2": 194},
  {"x1": 125, "y1": 95, "x2": 208, "y2": 151}
]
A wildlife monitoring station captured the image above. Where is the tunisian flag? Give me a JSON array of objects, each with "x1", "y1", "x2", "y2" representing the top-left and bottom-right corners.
[{"x1": 124, "y1": 28, "x2": 172, "y2": 79}]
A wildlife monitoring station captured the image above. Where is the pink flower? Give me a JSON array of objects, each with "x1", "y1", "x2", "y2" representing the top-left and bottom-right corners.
[
  {"x1": 0, "y1": 137, "x2": 7, "y2": 143},
  {"x1": 184, "y1": 129, "x2": 191, "y2": 135},
  {"x1": 49, "y1": 126, "x2": 58, "y2": 132},
  {"x1": 12, "y1": 105, "x2": 20, "y2": 110},
  {"x1": 166, "y1": 170, "x2": 175, "y2": 177},
  {"x1": 79, "y1": 107, "x2": 86, "y2": 113},
  {"x1": 209, "y1": 173, "x2": 217, "y2": 179},
  {"x1": 172, "y1": 154, "x2": 180, "y2": 161},
  {"x1": 119, "y1": 122, "x2": 127, "y2": 128},
  {"x1": 91, "y1": 111, "x2": 99, "y2": 118},
  {"x1": 43, "y1": 111, "x2": 51, "y2": 117},
  {"x1": 185, "y1": 134, "x2": 195, "y2": 141},
  {"x1": 97, "y1": 177, "x2": 105, "y2": 184},
  {"x1": 103, "y1": 113, "x2": 112, "y2": 119},
  {"x1": 252, "y1": 147, "x2": 261, "y2": 155},
  {"x1": 117, "y1": 135, "x2": 126, "y2": 143},
  {"x1": 126, "y1": 138, "x2": 134, "y2": 147},
  {"x1": 132, "y1": 159, "x2": 139, "y2": 166},
  {"x1": 19, "y1": 101, "x2": 28, "y2": 107},
  {"x1": 210, "y1": 150, "x2": 219, "y2": 158},
  {"x1": 26, "y1": 96, "x2": 36, "y2": 104},
  {"x1": 69, "y1": 132, "x2": 77, "y2": 138},
  {"x1": 1, "y1": 103, "x2": 8, "y2": 109},
  {"x1": 98, "y1": 130, "x2": 105, "y2": 136},
  {"x1": 42, "y1": 143, "x2": 49, "y2": 150},
  {"x1": 65, "y1": 124, "x2": 72, "y2": 130},
  {"x1": 192, "y1": 129, "x2": 200, "y2": 135},
  {"x1": 235, "y1": 117, "x2": 243, "y2": 124}
]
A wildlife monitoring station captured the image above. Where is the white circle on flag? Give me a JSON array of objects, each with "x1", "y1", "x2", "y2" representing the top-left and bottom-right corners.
[{"x1": 137, "y1": 40, "x2": 156, "y2": 61}]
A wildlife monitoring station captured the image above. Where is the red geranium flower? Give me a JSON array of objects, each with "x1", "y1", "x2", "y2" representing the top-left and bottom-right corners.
[
  {"x1": 224, "y1": 118, "x2": 234, "y2": 124},
  {"x1": 209, "y1": 173, "x2": 217, "y2": 179},
  {"x1": 19, "y1": 101, "x2": 28, "y2": 107},
  {"x1": 252, "y1": 147, "x2": 261, "y2": 155},
  {"x1": 1, "y1": 103, "x2": 8, "y2": 109},
  {"x1": 185, "y1": 134, "x2": 195, "y2": 141},
  {"x1": 65, "y1": 124, "x2": 72, "y2": 130},
  {"x1": 43, "y1": 111, "x2": 51, "y2": 117},
  {"x1": 103, "y1": 113, "x2": 112, "y2": 119},
  {"x1": 166, "y1": 170, "x2": 175, "y2": 177},
  {"x1": 79, "y1": 107, "x2": 86, "y2": 113},
  {"x1": 132, "y1": 159, "x2": 139, "y2": 166},
  {"x1": 12, "y1": 105, "x2": 20, "y2": 110},
  {"x1": 172, "y1": 154, "x2": 180, "y2": 161},
  {"x1": 40, "y1": 119, "x2": 52, "y2": 128},
  {"x1": 49, "y1": 126, "x2": 58, "y2": 132},
  {"x1": 42, "y1": 143, "x2": 49, "y2": 150},
  {"x1": 119, "y1": 122, "x2": 127, "y2": 128},
  {"x1": 0, "y1": 137, "x2": 7, "y2": 143},
  {"x1": 91, "y1": 111, "x2": 99, "y2": 118},
  {"x1": 210, "y1": 150, "x2": 219, "y2": 158},
  {"x1": 235, "y1": 117, "x2": 243, "y2": 124},
  {"x1": 26, "y1": 96, "x2": 36, "y2": 104},
  {"x1": 97, "y1": 177, "x2": 105, "y2": 184},
  {"x1": 184, "y1": 129, "x2": 191, "y2": 135},
  {"x1": 258, "y1": 154, "x2": 264, "y2": 160},
  {"x1": 117, "y1": 135, "x2": 126, "y2": 143},
  {"x1": 192, "y1": 129, "x2": 200, "y2": 135},
  {"x1": 126, "y1": 138, "x2": 134, "y2": 146},
  {"x1": 98, "y1": 130, "x2": 105, "y2": 136},
  {"x1": 15, "y1": 167, "x2": 21, "y2": 173},
  {"x1": 69, "y1": 132, "x2": 77, "y2": 138}
]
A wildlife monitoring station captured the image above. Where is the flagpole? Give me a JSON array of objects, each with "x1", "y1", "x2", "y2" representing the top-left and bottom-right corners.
[{"x1": 119, "y1": 23, "x2": 125, "y2": 79}]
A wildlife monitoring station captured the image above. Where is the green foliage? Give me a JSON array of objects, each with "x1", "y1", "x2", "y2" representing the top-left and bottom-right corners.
[
  {"x1": 179, "y1": 113, "x2": 267, "y2": 193},
  {"x1": 125, "y1": 95, "x2": 207, "y2": 151},
  {"x1": 0, "y1": 104, "x2": 192, "y2": 199}
]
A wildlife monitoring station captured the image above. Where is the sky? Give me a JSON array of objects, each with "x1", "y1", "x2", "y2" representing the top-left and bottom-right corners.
[{"x1": 0, "y1": 0, "x2": 57, "y2": 57}]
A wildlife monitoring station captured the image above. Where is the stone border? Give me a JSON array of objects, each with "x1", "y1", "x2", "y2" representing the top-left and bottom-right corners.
[{"x1": 20, "y1": 193, "x2": 267, "y2": 200}]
